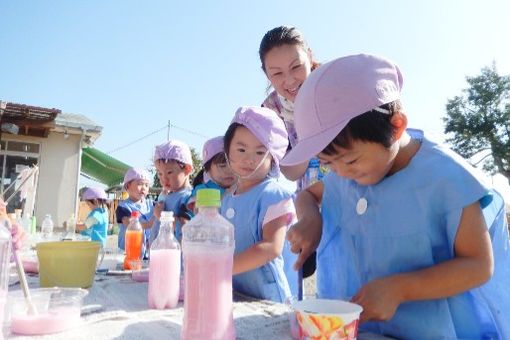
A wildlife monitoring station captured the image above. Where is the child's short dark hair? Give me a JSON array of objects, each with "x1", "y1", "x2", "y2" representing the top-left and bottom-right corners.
[
  {"x1": 155, "y1": 158, "x2": 186, "y2": 169},
  {"x1": 321, "y1": 100, "x2": 402, "y2": 155}
]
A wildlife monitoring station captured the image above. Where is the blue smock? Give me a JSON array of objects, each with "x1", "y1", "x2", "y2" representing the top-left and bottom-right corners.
[{"x1": 81, "y1": 207, "x2": 108, "y2": 247}]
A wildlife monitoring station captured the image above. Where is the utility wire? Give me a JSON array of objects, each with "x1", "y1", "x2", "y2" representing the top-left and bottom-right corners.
[{"x1": 106, "y1": 123, "x2": 210, "y2": 155}]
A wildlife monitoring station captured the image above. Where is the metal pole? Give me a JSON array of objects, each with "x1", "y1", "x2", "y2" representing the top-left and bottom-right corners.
[{"x1": 167, "y1": 120, "x2": 171, "y2": 141}]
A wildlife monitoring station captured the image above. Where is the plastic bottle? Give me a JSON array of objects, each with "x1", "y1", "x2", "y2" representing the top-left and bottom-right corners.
[
  {"x1": 0, "y1": 218, "x2": 13, "y2": 331},
  {"x1": 181, "y1": 189, "x2": 235, "y2": 340},
  {"x1": 148, "y1": 211, "x2": 180, "y2": 309},
  {"x1": 123, "y1": 211, "x2": 143, "y2": 270},
  {"x1": 303, "y1": 158, "x2": 322, "y2": 188},
  {"x1": 66, "y1": 213, "x2": 76, "y2": 238},
  {"x1": 40, "y1": 214, "x2": 54, "y2": 239}
]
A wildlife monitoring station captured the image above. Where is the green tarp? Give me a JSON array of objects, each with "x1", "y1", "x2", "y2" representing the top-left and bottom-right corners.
[{"x1": 81, "y1": 147, "x2": 131, "y2": 187}]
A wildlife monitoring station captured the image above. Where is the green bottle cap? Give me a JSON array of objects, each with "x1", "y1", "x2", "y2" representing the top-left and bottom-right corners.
[{"x1": 196, "y1": 188, "x2": 221, "y2": 208}]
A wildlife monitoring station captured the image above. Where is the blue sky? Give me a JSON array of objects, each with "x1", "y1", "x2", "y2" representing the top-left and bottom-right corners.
[{"x1": 1, "y1": 1, "x2": 509, "y2": 192}]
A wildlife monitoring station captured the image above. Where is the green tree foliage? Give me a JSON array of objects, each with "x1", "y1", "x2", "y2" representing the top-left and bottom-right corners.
[
  {"x1": 150, "y1": 147, "x2": 202, "y2": 189},
  {"x1": 443, "y1": 63, "x2": 510, "y2": 181}
]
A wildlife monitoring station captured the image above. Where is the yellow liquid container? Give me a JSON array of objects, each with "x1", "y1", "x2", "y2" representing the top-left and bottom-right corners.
[{"x1": 36, "y1": 241, "x2": 101, "y2": 288}]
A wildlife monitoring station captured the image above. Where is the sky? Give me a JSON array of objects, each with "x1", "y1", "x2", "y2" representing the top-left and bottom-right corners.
[{"x1": 1, "y1": 1, "x2": 510, "y2": 195}]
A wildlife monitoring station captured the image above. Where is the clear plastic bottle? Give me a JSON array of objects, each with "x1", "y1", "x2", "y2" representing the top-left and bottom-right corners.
[
  {"x1": 40, "y1": 214, "x2": 54, "y2": 239},
  {"x1": 123, "y1": 211, "x2": 143, "y2": 270},
  {"x1": 0, "y1": 218, "x2": 13, "y2": 330},
  {"x1": 181, "y1": 189, "x2": 235, "y2": 340},
  {"x1": 148, "y1": 211, "x2": 181, "y2": 309},
  {"x1": 65, "y1": 213, "x2": 77, "y2": 240}
]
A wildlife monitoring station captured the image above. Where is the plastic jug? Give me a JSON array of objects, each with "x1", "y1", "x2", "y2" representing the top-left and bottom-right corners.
[
  {"x1": 1, "y1": 218, "x2": 13, "y2": 334},
  {"x1": 124, "y1": 211, "x2": 143, "y2": 270},
  {"x1": 181, "y1": 189, "x2": 235, "y2": 340},
  {"x1": 148, "y1": 211, "x2": 180, "y2": 309},
  {"x1": 67, "y1": 213, "x2": 76, "y2": 237},
  {"x1": 40, "y1": 214, "x2": 54, "y2": 239}
]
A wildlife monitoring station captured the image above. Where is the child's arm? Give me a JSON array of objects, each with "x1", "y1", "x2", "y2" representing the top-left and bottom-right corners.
[
  {"x1": 286, "y1": 181, "x2": 324, "y2": 270},
  {"x1": 353, "y1": 201, "x2": 493, "y2": 323},
  {"x1": 233, "y1": 215, "x2": 288, "y2": 275}
]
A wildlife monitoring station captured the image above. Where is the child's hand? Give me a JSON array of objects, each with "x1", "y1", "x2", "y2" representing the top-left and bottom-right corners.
[
  {"x1": 153, "y1": 202, "x2": 164, "y2": 220},
  {"x1": 11, "y1": 223, "x2": 27, "y2": 251},
  {"x1": 351, "y1": 275, "x2": 404, "y2": 323},
  {"x1": 286, "y1": 217, "x2": 322, "y2": 270}
]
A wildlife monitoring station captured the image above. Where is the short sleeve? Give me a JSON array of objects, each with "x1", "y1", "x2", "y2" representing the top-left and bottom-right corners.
[{"x1": 262, "y1": 197, "x2": 296, "y2": 228}]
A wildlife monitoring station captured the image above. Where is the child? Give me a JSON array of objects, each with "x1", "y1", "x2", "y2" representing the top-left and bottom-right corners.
[
  {"x1": 281, "y1": 54, "x2": 510, "y2": 337},
  {"x1": 116, "y1": 168, "x2": 155, "y2": 254},
  {"x1": 151, "y1": 140, "x2": 193, "y2": 244},
  {"x1": 187, "y1": 136, "x2": 236, "y2": 212},
  {"x1": 76, "y1": 187, "x2": 109, "y2": 247},
  {"x1": 222, "y1": 106, "x2": 298, "y2": 303}
]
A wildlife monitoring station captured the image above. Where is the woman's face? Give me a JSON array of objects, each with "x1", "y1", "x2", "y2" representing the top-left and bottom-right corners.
[{"x1": 264, "y1": 43, "x2": 312, "y2": 103}]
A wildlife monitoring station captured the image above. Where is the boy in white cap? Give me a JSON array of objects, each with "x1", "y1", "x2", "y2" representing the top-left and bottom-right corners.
[
  {"x1": 282, "y1": 54, "x2": 510, "y2": 337},
  {"x1": 116, "y1": 168, "x2": 154, "y2": 253},
  {"x1": 222, "y1": 106, "x2": 298, "y2": 303}
]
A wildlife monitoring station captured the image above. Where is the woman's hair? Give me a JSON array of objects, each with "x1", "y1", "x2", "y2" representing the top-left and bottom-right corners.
[
  {"x1": 259, "y1": 25, "x2": 320, "y2": 73},
  {"x1": 321, "y1": 100, "x2": 403, "y2": 155}
]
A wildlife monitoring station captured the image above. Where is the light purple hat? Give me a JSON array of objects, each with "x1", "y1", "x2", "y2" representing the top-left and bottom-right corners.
[
  {"x1": 202, "y1": 136, "x2": 224, "y2": 166},
  {"x1": 123, "y1": 168, "x2": 151, "y2": 189},
  {"x1": 231, "y1": 106, "x2": 289, "y2": 176},
  {"x1": 153, "y1": 139, "x2": 193, "y2": 166},
  {"x1": 83, "y1": 187, "x2": 108, "y2": 200},
  {"x1": 281, "y1": 54, "x2": 403, "y2": 166}
]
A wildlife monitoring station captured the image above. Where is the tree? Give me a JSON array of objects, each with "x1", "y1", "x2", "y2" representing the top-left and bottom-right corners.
[
  {"x1": 150, "y1": 147, "x2": 202, "y2": 189},
  {"x1": 443, "y1": 63, "x2": 510, "y2": 182}
]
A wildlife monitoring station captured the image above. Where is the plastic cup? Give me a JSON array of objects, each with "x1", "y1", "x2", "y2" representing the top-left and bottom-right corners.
[
  {"x1": 130, "y1": 259, "x2": 149, "y2": 282},
  {"x1": 7, "y1": 287, "x2": 88, "y2": 335},
  {"x1": 291, "y1": 298, "x2": 362, "y2": 339}
]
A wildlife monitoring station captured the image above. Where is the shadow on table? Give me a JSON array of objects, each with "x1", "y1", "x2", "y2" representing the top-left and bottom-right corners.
[
  {"x1": 116, "y1": 319, "x2": 182, "y2": 340},
  {"x1": 234, "y1": 313, "x2": 293, "y2": 340}
]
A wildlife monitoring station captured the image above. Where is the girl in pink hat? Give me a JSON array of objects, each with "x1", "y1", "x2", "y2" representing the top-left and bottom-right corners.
[
  {"x1": 151, "y1": 140, "x2": 194, "y2": 244},
  {"x1": 221, "y1": 106, "x2": 298, "y2": 303},
  {"x1": 76, "y1": 187, "x2": 109, "y2": 247},
  {"x1": 187, "y1": 136, "x2": 236, "y2": 213}
]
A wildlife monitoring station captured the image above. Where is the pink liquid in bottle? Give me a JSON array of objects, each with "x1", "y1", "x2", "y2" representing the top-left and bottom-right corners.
[
  {"x1": 148, "y1": 248, "x2": 181, "y2": 309},
  {"x1": 0, "y1": 289, "x2": 6, "y2": 340},
  {"x1": 182, "y1": 246, "x2": 235, "y2": 340}
]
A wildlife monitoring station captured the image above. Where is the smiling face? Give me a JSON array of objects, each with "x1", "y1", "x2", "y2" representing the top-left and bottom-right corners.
[
  {"x1": 318, "y1": 140, "x2": 399, "y2": 186},
  {"x1": 264, "y1": 43, "x2": 312, "y2": 103},
  {"x1": 227, "y1": 126, "x2": 272, "y2": 185},
  {"x1": 155, "y1": 159, "x2": 190, "y2": 192}
]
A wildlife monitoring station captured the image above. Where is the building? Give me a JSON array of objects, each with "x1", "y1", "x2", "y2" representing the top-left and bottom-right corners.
[{"x1": 0, "y1": 101, "x2": 128, "y2": 228}]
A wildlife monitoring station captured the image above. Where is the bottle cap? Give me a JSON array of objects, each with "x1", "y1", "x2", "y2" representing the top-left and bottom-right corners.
[
  {"x1": 130, "y1": 211, "x2": 141, "y2": 218},
  {"x1": 160, "y1": 211, "x2": 174, "y2": 222},
  {"x1": 196, "y1": 188, "x2": 221, "y2": 208}
]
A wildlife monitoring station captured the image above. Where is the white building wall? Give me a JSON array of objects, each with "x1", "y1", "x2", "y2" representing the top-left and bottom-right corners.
[{"x1": 7, "y1": 132, "x2": 81, "y2": 228}]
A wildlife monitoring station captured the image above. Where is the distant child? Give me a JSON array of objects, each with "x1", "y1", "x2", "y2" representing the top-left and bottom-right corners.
[
  {"x1": 151, "y1": 140, "x2": 193, "y2": 244},
  {"x1": 282, "y1": 54, "x2": 510, "y2": 338},
  {"x1": 187, "y1": 136, "x2": 236, "y2": 212},
  {"x1": 76, "y1": 187, "x2": 109, "y2": 247},
  {"x1": 222, "y1": 106, "x2": 298, "y2": 303},
  {"x1": 116, "y1": 168, "x2": 155, "y2": 255}
]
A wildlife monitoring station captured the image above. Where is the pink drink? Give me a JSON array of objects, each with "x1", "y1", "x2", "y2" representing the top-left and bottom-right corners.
[
  {"x1": 10, "y1": 306, "x2": 81, "y2": 335},
  {"x1": 181, "y1": 246, "x2": 235, "y2": 340},
  {"x1": 148, "y1": 248, "x2": 181, "y2": 309}
]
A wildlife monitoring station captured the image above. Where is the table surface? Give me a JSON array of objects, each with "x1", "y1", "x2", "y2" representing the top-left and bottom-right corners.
[{"x1": 4, "y1": 253, "x2": 390, "y2": 340}]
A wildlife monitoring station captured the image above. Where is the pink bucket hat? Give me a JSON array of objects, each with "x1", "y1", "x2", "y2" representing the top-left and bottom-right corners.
[
  {"x1": 281, "y1": 54, "x2": 403, "y2": 166},
  {"x1": 202, "y1": 136, "x2": 224, "y2": 166},
  {"x1": 231, "y1": 106, "x2": 289, "y2": 176},
  {"x1": 83, "y1": 187, "x2": 107, "y2": 200},
  {"x1": 153, "y1": 139, "x2": 193, "y2": 167},
  {"x1": 123, "y1": 168, "x2": 151, "y2": 189}
]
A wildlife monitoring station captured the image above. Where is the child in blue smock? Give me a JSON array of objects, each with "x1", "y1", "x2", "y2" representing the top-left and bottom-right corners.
[
  {"x1": 150, "y1": 140, "x2": 193, "y2": 244},
  {"x1": 77, "y1": 187, "x2": 109, "y2": 247},
  {"x1": 116, "y1": 168, "x2": 155, "y2": 257},
  {"x1": 222, "y1": 106, "x2": 298, "y2": 303},
  {"x1": 187, "y1": 136, "x2": 236, "y2": 213},
  {"x1": 282, "y1": 54, "x2": 510, "y2": 338}
]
